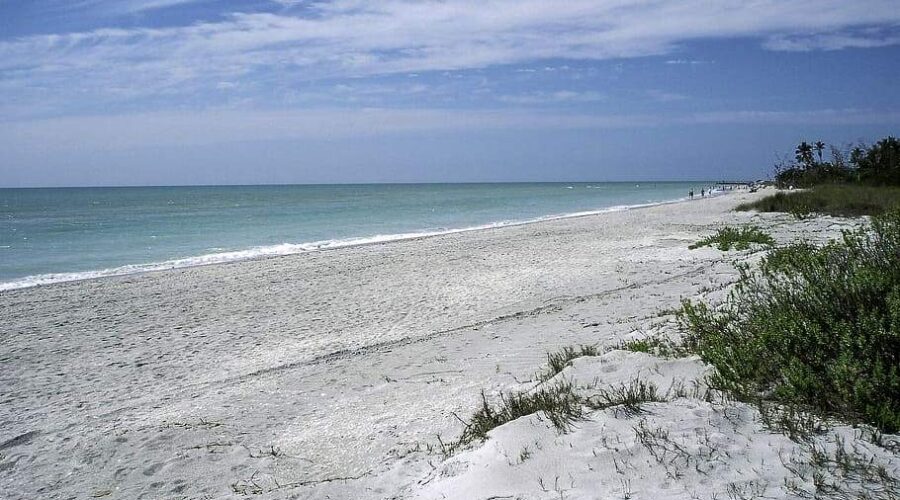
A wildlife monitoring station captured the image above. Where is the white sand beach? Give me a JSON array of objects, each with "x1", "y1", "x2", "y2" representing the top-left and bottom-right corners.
[{"x1": 1, "y1": 191, "x2": 896, "y2": 499}]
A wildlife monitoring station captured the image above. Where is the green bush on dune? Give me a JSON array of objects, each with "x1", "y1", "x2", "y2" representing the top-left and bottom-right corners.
[
  {"x1": 689, "y1": 225, "x2": 775, "y2": 251},
  {"x1": 679, "y1": 209, "x2": 900, "y2": 432}
]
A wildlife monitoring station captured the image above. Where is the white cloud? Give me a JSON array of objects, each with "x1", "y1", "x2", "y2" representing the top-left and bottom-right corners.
[
  {"x1": 665, "y1": 59, "x2": 712, "y2": 65},
  {"x1": 55, "y1": 0, "x2": 211, "y2": 16},
  {"x1": 113, "y1": 0, "x2": 209, "y2": 13},
  {"x1": 764, "y1": 30, "x2": 900, "y2": 51},
  {"x1": 2, "y1": 0, "x2": 900, "y2": 118},
  {"x1": 498, "y1": 90, "x2": 605, "y2": 105}
]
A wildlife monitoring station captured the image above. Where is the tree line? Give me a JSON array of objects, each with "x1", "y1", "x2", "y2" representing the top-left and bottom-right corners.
[{"x1": 775, "y1": 136, "x2": 900, "y2": 188}]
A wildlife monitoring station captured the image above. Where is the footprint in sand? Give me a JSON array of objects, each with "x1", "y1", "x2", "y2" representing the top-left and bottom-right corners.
[
  {"x1": 114, "y1": 467, "x2": 132, "y2": 481},
  {"x1": 0, "y1": 430, "x2": 39, "y2": 451},
  {"x1": 143, "y1": 462, "x2": 164, "y2": 476}
]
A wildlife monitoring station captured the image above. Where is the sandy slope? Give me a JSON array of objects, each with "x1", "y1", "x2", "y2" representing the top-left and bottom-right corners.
[
  {"x1": 1, "y1": 190, "x2": 894, "y2": 499},
  {"x1": 414, "y1": 353, "x2": 899, "y2": 500}
]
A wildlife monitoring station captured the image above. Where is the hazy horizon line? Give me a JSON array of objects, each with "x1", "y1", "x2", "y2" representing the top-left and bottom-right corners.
[{"x1": 0, "y1": 179, "x2": 759, "y2": 190}]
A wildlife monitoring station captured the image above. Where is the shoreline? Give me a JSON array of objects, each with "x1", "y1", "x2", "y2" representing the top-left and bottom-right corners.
[{"x1": 0, "y1": 190, "x2": 729, "y2": 293}]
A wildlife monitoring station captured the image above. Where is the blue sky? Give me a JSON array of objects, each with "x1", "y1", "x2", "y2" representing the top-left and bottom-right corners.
[{"x1": 1, "y1": 1, "x2": 899, "y2": 187}]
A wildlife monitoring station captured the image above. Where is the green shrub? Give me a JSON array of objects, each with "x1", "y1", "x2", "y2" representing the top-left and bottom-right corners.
[
  {"x1": 620, "y1": 338, "x2": 653, "y2": 353},
  {"x1": 852, "y1": 136, "x2": 900, "y2": 186},
  {"x1": 689, "y1": 226, "x2": 775, "y2": 251},
  {"x1": 736, "y1": 185, "x2": 900, "y2": 217},
  {"x1": 679, "y1": 209, "x2": 900, "y2": 432}
]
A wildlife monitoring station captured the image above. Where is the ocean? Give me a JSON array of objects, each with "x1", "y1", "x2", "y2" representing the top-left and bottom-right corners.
[{"x1": 0, "y1": 182, "x2": 714, "y2": 290}]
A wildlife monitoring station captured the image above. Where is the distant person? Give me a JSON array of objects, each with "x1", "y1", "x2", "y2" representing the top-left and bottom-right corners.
[
  {"x1": 689, "y1": 189, "x2": 694, "y2": 200},
  {"x1": 701, "y1": 188, "x2": 705, "y2": 197}
]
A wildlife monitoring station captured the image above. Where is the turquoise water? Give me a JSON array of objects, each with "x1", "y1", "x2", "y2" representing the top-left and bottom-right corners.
[{"x1": 0, "y1": 182, "x2": 712, "y2": 290}]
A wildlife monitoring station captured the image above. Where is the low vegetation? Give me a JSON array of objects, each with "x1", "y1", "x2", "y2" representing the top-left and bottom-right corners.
[
  {"x1": 445, "y1": 381, "x2": 584, "y2": 455},
  {"x1": 736, "y1": 184, "x2": 900, "y2": 218},
  {"x1": 584, "y1": 380, "x2": 663, "y2": 417},
  {"x1": 689, "y1": 225, "x2": 775, "y2": 251},
  {"x1": 618, "y1": 338, "x2": 655, "y2": 354},
  {"x1": 540, "y1": 344, "x2": 600, "y2": 381},
  {"x1": 618, "y1": 336, "x2": 692, "y2": 359},
  {"x1": 446, "y1": 372, "x2": 669, "y2": 455},
  {"x1": 679, "y1": 209, "x2": 900, "y2": 432},
  {"x1": 782, "y1": 435, "x2": 900, "y2": 499}
]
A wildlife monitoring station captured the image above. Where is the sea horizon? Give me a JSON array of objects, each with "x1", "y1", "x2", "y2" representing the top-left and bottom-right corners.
[{"x1": 0, "y1": 179, "x2": 745, "y2": 189}]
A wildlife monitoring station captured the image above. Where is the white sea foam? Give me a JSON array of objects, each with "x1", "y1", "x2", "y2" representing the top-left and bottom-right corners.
[{"x1": 0, "y1": 195, "x2": 699, "y2": 292}]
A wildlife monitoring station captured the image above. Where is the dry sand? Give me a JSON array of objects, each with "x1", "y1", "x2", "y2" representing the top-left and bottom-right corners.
[{"x1": 1, "y1": 190, "x2": 896, "y2": 499}]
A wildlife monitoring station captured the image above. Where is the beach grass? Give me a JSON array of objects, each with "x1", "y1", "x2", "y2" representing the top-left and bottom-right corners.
[
  {"x1": 584, "y1": 380, "x2": 664, "y2": 417},
  {"x1": 540, "y1": 344, "x2": 600, "y2": 381},
  {"x1": 619, "y1": 338, "x2": 655, "y2": 353},
  {"x1": 689, "y1": 226, "x2": 775, "y2": 251},
  {"x1": 782, "y1": 435, "x2": 900, "y2": 498},
  {"x1": 678, "y1": 208, "x2": 900, "y2": 432},
  {"x1": 618, "y1": 336, "x2": 691, "y2": 359},
  {"x1": 449, "y1": 375, "x2": 669, "y2": 453},
  {"x1": 447, "y1": 381, "x2": 584, "y2": 454},
  {"x1": 736, "y1": 184, "x2": 900, "y2": 218}
]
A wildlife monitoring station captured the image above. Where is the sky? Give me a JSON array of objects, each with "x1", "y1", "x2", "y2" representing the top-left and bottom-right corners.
[{"x1": 1, "y1": 1, "x2": 899, "y2": 187}]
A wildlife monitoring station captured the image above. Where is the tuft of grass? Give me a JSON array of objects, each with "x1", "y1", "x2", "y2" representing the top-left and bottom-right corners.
[
  {"x1": 446, "y1": 378, "x2": 668, "y2": 456},
  {"x1": 620, "y1": 338, "x2": 653, "y2": 353},
  {"x1": 689, "y1": 225, "x2": 775, "y2": 251},
  {"x1": 679, "y1": 209, "x2": 900, "y2": 433},
  {"x1": 540, "y1": 344, "x2": 600, "y2": 381},
  {"x1": 618, "y1": 336, "x2": 692, "y2": 359},
  {"x1": 449, "y1": 381, "x2": 583, "y2": 454},
  {"x1": 736, "y1": 184, "x2": 900, "y2": 218},
  {"x1": 585, "y1": 380, "x2": 664, "y2": 417}
]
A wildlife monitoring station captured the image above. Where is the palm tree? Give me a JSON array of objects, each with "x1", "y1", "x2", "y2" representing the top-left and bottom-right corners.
[
  {"x1": 814, "y1": 141, "x2": 826, "y2": 163},
  {"x1": 795, "y1": 141, "x2": 814, "y2": 168}
]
